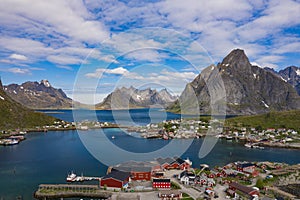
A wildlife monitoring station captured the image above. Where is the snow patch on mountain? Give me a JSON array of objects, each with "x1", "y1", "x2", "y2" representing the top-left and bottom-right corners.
[
  {"x1": 262, "y1": 101, "x2": 269, "y2": 108},
  {"x1": 296, "y1": 69, "x2": 300, "y2": 76},
  {"x1": 41, "y1": 80, "x2": 51, "y2": 87},
  {"x1": 136, "y1": 95, "x2": 143, "y2": 100},
  {"x1": 280, "y1": 76, "x2": 287, "y2": 82}
]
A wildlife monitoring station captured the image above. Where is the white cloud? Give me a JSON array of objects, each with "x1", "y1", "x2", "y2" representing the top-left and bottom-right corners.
[
  {"x1": 7, "y1": 67, "x2": 30, "y2": 74},
  {"x1": 0, "y1": 37, "x2": 52, "y2": 60},
  {"x1": 85, "y1": 67, "x2": 133, "y2": 78},
  {"x1": 238, "y1": 0, "x2": 300, "y2": 42},
  {"x1": 98, "y1": 55, "x2": 119, "y2": 64},
  {"x1": 125, "y1": 49, "x2": 166, "y2": 62},
  {"x1": 0, "y1": 0, "x2": 109, "y2": 44},
  {"x1": 47, "y1": 55, "x2": 84, "y2": 65},
  {"x1": 56, "y1": 65, "x2": 73, "y2": 71},
  {"x1": 9, "y1": 53, "x2": 27, "y2": 60},
  {"x1": 0, "y1": 0, "x2": 299, "y2": 80}
]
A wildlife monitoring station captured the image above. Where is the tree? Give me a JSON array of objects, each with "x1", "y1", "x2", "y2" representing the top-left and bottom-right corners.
[{"x1": 255, "y1": 178, "x2": 264, "y2": 190}]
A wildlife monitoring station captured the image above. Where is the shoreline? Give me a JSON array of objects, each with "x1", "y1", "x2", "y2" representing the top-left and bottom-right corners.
[{"x1": 1, "y1": 125, "x2": 299, "y2": 150}]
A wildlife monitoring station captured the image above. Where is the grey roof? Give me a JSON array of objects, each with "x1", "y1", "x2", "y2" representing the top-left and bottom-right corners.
[
  {"x1": 102, "y1": 170, "x2": 130, "y2": 181},
  {"x1": 156, "y1": 157, "x2": 177, "y2": 165},
  {"x1": 113, "y1": 160, "x2": 159, "y2": 172},
  {"x1": 229, "y1": 182, "x2": 256, "y2": 194},
  {"x1": 238, "y1": 163, "x2": 256, "y2": 168},
  {"x1": 153, "y1": 178, "x2": 170, "y2": 183},
  {"x1": 175, "y1": 157, "x2": 185, "y2": 165},
  {"x1": 180, "y1": 171, "x2": 195, "y2": 178}
]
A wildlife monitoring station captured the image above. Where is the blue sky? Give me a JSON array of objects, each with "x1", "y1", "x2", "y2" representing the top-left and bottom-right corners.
[{"x1": 0, "y1": 0, "x2": 299, "y2": 104}]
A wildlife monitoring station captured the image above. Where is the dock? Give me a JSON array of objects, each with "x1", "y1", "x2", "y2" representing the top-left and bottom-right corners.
[
  {"x1": 34, "y1": 184, "x2": 112, "y2": 199},
  {"x1": 66, "y1": 172, "x2": 101, "y2": 182}
]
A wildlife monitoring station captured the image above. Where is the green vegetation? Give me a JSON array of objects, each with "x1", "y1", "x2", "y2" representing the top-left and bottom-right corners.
[
  {"x1": 182, "y1": 192, "x2": 194, "y2": 200},
  {"x1": 0, "y1": 80, "x2": 58, "y2": 132},
  {"x1": 255, "y1": 178, "x2": 265, "y2": 190},
  {"x1": 225, "y1": 110, "x2": 300, "y2": 132},
  {"x1": 171, "y1": 181, "x2": 181, "y2": 189}
]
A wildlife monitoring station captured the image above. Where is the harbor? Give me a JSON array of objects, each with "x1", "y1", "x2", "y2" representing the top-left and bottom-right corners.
[{"x1": 66, "y1": 172, "x2": 101, "y2": 182}]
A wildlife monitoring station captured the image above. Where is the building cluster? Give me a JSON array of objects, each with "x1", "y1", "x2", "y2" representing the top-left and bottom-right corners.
[
  {"x1": 224, "y1": 126, "x2": 299, "y2": 144},
  {"x1": 136, "y1": 118, "x2": 300, "y2": 149},
  {"x1": 140, "y1": 119, "x2": 216, "y2": 139},
  {"x1": 99, "y1": 157, "x2": 192, "y2": 190}
]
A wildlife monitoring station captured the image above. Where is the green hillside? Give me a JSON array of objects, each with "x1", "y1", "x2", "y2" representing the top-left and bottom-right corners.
[
  {"x1": 225, "y1": 110, "x2": 300, "y2": 132},
  {"x1": 0, "y1": 79, "x2": 57, "y2": 131}
]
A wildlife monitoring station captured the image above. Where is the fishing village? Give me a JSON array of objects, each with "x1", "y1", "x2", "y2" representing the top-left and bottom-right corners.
[
  {"x1": 127, "y1": 118, "x2": 300, "y2": 149},
  {"x1": 34, "y1": 157, "x2": 300, "y2": 200}
]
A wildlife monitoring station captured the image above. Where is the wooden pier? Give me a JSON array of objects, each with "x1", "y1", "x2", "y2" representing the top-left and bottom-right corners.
[{"x1": 34, "y1": 184, "x2": 112, "y2": 199}]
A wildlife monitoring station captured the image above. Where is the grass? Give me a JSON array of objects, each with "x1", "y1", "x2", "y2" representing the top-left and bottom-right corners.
[
  {"x1": 0, "y1": 85, "x2": 58, "y2": 131},
  {"x1": 171, "y1": 181, "x2": 181, "y2": 189},
  {"x1": 182, "y1": 192, "x2": 194, "y2": 200},
  {"x1": 225, "y1": 110, "x2": 300, "y2": 132}
]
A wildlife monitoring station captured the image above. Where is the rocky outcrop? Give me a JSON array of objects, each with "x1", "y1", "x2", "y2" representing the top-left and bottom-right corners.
[{"x1": 168, "y1": 49, "x2": 300, "y2": 115}]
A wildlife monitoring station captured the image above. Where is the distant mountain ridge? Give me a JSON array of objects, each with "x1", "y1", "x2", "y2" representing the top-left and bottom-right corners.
[
  {"x1": 265, "y1": 66, "x2": 300, "y2": 95},
  {"x1": 4, "y1": 80, "x2": 73, "y2": 109},
  {"x1": 96, "y1": 86, "x2": 177, "y2": 110},
  {"x1": 0, "y1": 79, "x2": 57, "y2": 130},
  {"x1": 168, "y1": 49, "x2": 300, "y2": 115}
]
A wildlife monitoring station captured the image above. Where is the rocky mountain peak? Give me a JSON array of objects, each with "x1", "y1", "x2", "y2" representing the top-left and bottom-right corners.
[
  {"x1": 40, "y1": 79, "x2": 51, "y2": 87},
  {"x1": 96, "y1": 86, "x2": 177, "y2": 109},
  {"x1": 4, "y1": 80, "x2": 72, "y2": 109},
  {"x1": 220, "y1": 49, "x2": 251, "y2": 69},
  {"x1": 168, "y1": 49, "x2": 300, "y2": 115}
]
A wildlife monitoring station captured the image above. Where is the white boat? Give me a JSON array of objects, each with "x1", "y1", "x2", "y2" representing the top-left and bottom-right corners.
[
  {"x1": 244, "y1": 143, "x2": 252, "y2": 148},
  {"x1": 253, "y1": 145, "x2": 264, "y2": 150},
  {"x1": 3, "y1": 139, "x2": 19, "y2": 145},
  {"x1": 111, "y1": 136, "x2": 115, "y2": 139},
  {"x1": 225, "y1": 136, "x2": 233, "y2": 140},
  {"x1": 66, "y1": 172, "x2": 77, "y2": 182}
]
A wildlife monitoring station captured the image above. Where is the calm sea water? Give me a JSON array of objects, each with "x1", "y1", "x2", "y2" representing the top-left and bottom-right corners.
[{"x1": 0, "y1": 109, "x2": 299, "y2": 199}]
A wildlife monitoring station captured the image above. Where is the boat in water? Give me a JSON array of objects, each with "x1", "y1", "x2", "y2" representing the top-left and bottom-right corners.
[
  {"x1": 225, "y1": 135, "x2": 233, "y2": 140},
  {"x1": 245, "y1": 143, "x2": 252, "y2": 148},
  {"x1": 0, "y1": 139, "x2": 19, "y2": 146},
  {"x1": 245, "y1": 143, "x2": 264, "y2": 149},
  {"x1": 66, "y1": 172, "x2": 77, "y2": 182}
]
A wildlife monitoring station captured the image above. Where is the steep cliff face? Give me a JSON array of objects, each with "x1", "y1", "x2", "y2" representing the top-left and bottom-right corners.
[
  {"x1": 169, "y1": 49, "x2": 300, "y2": 115},
  {"x1": 278, "y1": 66, "x2": 300, "y2": 95},
  {"x1": 96, "y1": 86, "x2": 177, "y2": 110},
  {"x1": 4, "y1": 80, "x2": 73, "y2": 109},
  {"x1": 265, "y1": 66, "x2": 300, "y2": 95}
]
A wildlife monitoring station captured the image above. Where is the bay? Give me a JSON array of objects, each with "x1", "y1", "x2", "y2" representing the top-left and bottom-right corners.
[{"x1": 0, "y1": 109, "x2": 299, "y2": 199}]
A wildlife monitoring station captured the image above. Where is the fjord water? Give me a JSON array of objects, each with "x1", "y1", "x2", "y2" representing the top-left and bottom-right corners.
[{"x1": 0, "y1": 109, "x2": 299, "y2": 199}]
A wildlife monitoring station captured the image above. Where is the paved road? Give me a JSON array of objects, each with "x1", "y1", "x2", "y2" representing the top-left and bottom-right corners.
[
  {"x1": 110, "y1": 191, "x2": 160, "y2": 200},
  {"x1": 171, "y1": 178, "x2": 202, "y2": 199}
]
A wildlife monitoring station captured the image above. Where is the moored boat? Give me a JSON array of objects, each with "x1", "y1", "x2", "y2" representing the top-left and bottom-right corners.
[{"x1": 66, "y1": 172, "x2": 77, "y2": 182}]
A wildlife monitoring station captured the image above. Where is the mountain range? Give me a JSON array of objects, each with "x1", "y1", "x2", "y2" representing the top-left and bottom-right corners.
[
  {"x1": 95, "y1": 86, "x2": 177, "y2": 110},
  {"x1": 4, "y1": 80, "x2": 73, "y2": 109},
  {"x1": 264, "y1": 66, "x2": 300, "y2": 95},
  {"x1": 0, "y1": 79, "x2": 57, "y2": 130},
  {"x1": 1, "y1": 49, "x2": 299, "y2": 115},
  {"x1": 168, "y1": 49, "x2": 300, "y2": 115}
]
